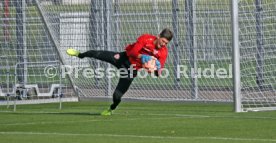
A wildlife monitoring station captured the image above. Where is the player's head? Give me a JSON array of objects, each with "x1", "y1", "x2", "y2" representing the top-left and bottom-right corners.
[
  {"x1": 155, "y1": 28, "x2": 173, "y2": 49},
  {"x1": 160, "y1": 28, "x2": 173, "y2": 41}
]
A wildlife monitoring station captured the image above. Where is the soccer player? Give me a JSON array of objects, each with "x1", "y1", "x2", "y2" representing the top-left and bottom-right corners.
[{"x1": 66, "y1": 28, "x2": 173, "y2": 115}]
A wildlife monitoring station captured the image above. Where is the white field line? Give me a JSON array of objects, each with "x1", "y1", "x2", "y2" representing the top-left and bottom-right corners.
[
  {"x1": 143, "y1": 113, "x2": 276, "y2": 120},
  {"x1": 0, "y1": 131, "x2": 276, "y2": 142},
  {"x1": 0, "y1": 119, "x2": 107, "y2": 126},
  {"x1": 1, "y1": 110, "x2": 276, "y2": 126},
  {"x1": 0, "y1": 116, "x2": 185, "y2": 126},
  {"x1": 3, "y1": 110, "x2": 276, "y2": 120},
  {"x1": 0, "y1": 110, "x2": 225, "y2": 126}
]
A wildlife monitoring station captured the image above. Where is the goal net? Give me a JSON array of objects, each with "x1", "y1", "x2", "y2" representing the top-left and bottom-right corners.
[
  {"x1": 33, "y1": 0, "x2": 233, "y2": 102},
  {"x1": 239, "y1": 0, "x2": 276, "y2": 111},
  {"x1": 0, "y1": 0, "x2": 77, "y2": 107}
]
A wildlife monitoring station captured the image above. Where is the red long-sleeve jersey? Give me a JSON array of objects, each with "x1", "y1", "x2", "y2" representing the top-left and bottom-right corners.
[{"x1": 125, "y1": 34, "x2": 168, "y2": 71}]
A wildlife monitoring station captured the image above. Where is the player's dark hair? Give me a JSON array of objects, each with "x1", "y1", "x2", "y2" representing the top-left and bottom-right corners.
[{"x1": 160, "y1": 28, "x2": 173, "y2": 41}]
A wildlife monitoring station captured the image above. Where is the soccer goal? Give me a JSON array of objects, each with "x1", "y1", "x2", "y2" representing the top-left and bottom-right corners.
[
  {"x1": 236, "y1": 0, "x2": 276, "y2": 111},
  {"x1": 0, "y1": 0, "x2": 78, "y2": 109},
  {"x1": 1, "y1": 0, "x2": 275, "y2": 112}
]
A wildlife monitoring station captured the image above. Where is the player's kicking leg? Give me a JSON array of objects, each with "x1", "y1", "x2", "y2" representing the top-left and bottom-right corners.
[
  {"x1": 67, "y1": 48, "x2": 133, "y2": 116},
  {"x1": 66, "y1": 48, "x2": 119, "y2": 66}
]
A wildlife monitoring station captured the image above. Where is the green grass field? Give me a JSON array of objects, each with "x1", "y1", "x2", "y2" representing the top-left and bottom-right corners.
[{"x1": 1, "y1": 101, "x2": 276, "y2": 143}]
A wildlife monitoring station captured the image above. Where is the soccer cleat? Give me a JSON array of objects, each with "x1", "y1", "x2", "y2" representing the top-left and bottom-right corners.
[
  {"x1": 66, "y1": 48, "x2": 80, "y2": 57},
  {"x1": 101, "y1": 109, "x2": 112, "y2": 116}
]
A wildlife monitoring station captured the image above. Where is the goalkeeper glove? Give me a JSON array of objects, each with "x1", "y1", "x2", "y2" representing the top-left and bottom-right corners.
[
  {"x1": 141, "y1": 54, "x2": 152, "y2": 64},
  {"x1": 155, "y1": 59, "x2": 161, "y2": 70}
]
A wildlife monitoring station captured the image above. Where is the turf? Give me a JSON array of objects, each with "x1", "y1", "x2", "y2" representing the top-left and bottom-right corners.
[{"x1": 1, "y1": 101, "x2": 276, "y2": 143}]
